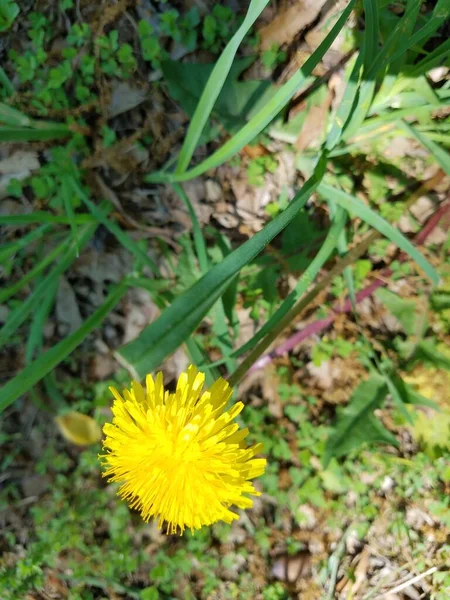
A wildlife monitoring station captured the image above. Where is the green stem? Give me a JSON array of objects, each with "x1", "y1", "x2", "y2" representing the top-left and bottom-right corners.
[{"x1": 228, "y1": 229, "x2": 378, "y2": 387}]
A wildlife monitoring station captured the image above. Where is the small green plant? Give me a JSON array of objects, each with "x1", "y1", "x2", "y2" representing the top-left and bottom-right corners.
[
  {"x1": 0, "y1": 0, "x2": 19, "y2": 32},
  {"x1": 261, "y1": 43, "x2": 287, "y2": 69},
  {"x1": 247, "y1": 154, "x2": 278, "y2": 186}
]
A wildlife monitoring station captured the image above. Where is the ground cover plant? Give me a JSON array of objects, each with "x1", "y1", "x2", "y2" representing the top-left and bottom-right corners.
[{"x1": 0, "y1": 0, "x2": 449, "y2": 598}]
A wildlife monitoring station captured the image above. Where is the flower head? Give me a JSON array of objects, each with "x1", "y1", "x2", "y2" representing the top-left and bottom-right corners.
[{"x1": 101, "y1": 365, "x2": 266, "y2": 534}]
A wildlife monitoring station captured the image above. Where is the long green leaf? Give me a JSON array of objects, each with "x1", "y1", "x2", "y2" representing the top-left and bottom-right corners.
[
  {"x1": 147, "y1": 0, "x2": 356, "y2": 184},
  {"x1": 70, "y1": 177, "x2": 161, "y2": 277},
  {"x1": 400, "y1": 121, "x2": 450, "y2": 176},
  {"x1": 343, "y1": 0, "x2": 422, "y2": 140},
  {"x1": 0, "y1": 220, "x2": 98, "y2": 348},
  {"x1": 0, "y1": 69, "x2": 14, "y2": 97},
  {"x1": 362, "y1": 0, "x2": 379, "y2": 69},
  {"x1": 233, "y1": 205, "x2": 346, "y2": 358},
  {"x1": 0, "y1": 127, "x2": 70, "y2": 142},
  {"x1": 172, "y1": 184, "x2": 236, "y2": 372},
  {"x1": 317, "y1": 183, "x2": 439, "y2": 284},
  {"x1": 0, "y1": 212, "x2": 94, "y2": 225},
  {"x1": 0, "y1": 281, "x2": 128, "y2": 413},
  {"x1": 61, "y1": 177, "x2": 79, "y2": 254},
  {"x1": 175, "y1": 0, "x2": 269, "y2": 174},
  {"x1": 0, "y1": 237, "x2": 71, "y2": 304},
  {"x1": 25, "y1": 279, "x2": 58, "y2": 364},
  {"x1": 0, "y1": 102, "x2": 69, "y2": 130},
  {"x1": 118, "y1": 156, "x2": 328, "y2": 379},
  {"x1": 172, "y1": 183, "x2": 209, "y2": 272},
  {"x1": 0, "y1": 224, "x2": 51, "y2": 264}
]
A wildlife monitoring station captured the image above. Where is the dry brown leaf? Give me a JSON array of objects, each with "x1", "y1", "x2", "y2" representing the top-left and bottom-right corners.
[
  {"x1": 296, "y1": 90, "x2": 331, "y2": 151},
  {"x1": 259, "y1": 0, "x2": 327, "y2": 50},
  {"x1": 55, "y1": 411, "x2": 102, "y2": 446}
]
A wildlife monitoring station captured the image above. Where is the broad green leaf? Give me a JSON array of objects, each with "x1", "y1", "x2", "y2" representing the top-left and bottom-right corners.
[
  {"x1": 416, "y1": 339, "x2": 450, "y2": 371},
  {"x1": 118, "y1": 157, "x2": 327, "y2": 379},
  {"x1": 323, "y1": 374, "x2": 396, "y2": 466},
  {"x1": 162, "y1": 58, "x2": 274, "y2": 135},
  {"x1": 376, "y1": 287, "x2": 425, "y2": 337},
  {"x1": 175, "y1": 0, "x2": 270, "y2": 173},
  {"x1": 384, "y1": 374, "x2": 414, "y2": 425},
  {"x1": 317, "y1": 183, "x2": 439, "y2": 285},
  {"x1": 391, "y1": 375, "x2": 438, "y2": 410},
  {"x1": 0, "y1": 281, "x2": 128, "y2": 413},
  {"x1": 0, "y1": 1, "x2": 19, "y2": 32}
]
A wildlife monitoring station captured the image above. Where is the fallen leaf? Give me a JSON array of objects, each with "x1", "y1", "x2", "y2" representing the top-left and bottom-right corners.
[
  {"x1": 56, "y1": 276, "x2": 82, "y2": 335},
  {"x1": 271, "y1": 551, "x2": 311, "y2": 583},
  {"x1": 0, "y1": 150, "x2": 40, "y2": 199},
  {"x1": 55, "y1": 411, "x2": 102, "y2": 446},
  {"x1": 259, "y1": 0, "x2": 327, "y2": 50},
  {"x1": 107, "y1": 82, "x2": 148, "y2": 118}
]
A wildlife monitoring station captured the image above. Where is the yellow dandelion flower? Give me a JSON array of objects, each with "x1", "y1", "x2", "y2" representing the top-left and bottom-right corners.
[{"x1": 101, "y1": 365, "x2": 266, "y2": 534}]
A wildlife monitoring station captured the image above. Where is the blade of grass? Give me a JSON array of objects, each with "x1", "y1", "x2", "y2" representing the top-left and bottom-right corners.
[
  {"x1": 343, "y1": 0, "x2": 422, "y2": 141},
  {"x1": 172, "y1": 183, "x2": 236, "y2": 372},
  {"x1": 69, "y1": 177, "x2": 162, "y2": 277},
  {"x1": 0, "y1": 69, "x2": 14, "y2": 97},
  {"x1": 147, "y1": 0, "x2": 356, "y2": 183},
  {"x1": 0, "y1": 236, "x2": 71, "y2": 304},
  {"x1": 317, "y1": 182, "x2": 439, "y2": 284},
  {"x1": 25, "y1": 279, "x2": 58, "y2": 364},
  {"x1": 0, "y1": 102, "x2": 70, "y2": 131},
  {"x1": 172, "y1": 183, "x2": 209, "y2": 272},
  {"x1": 61, "y1": 177, "x2": 79, "y2": 255},
  {"x1": 0, "y1": 127, "x2": 70, "y2": 142},
  {"x1": 118, "y1": 154, "x2": 328, "y2": 379},
  {"x1": 0, "y1": 280, "x2": 128, "y2": 413},
  {"x1": 400, "y1": 120, "x2": 450, "y2": 176},
  {"x1": 231, "y1": 205, "x2": 347, "y2": 359},
  {"x1": 0, "y1": 224, "x2": 51, "y2": 264},
  {"x1": 362, "y1": 0, "x2": 379, "y2": 69},
  {"x1": 0, "y1": 217, "x2": 101, "y2": 348},
  {"x1": 0, "y1": 212, "x2": 95, "y2": 225},
  {"x1": 326, "y1": 53, "x2": 363, "y2": 150},
  {"x1": 175, "y1": 0, "x2": 270, "y2": 174}
]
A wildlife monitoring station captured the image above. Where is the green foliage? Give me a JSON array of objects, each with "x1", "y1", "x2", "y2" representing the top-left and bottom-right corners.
[
  {"x1": 0, "y1": 0, "x2": 18, "y2": 31},
  {"x1": 323, "y1": 374, "x2": 397, "y2": 466},
  {"x1": 162, "y1": 57, "x2": 274, "y2": 135},
  {"x1": 311, "y1": 336, "x2": 354, "y2": 366},
  {"x1": 247, "y1": 154, "x2": 278, "y2": 186},
  {"x1": 261, "y1": 43, "x2": 287, "y2": 69}
]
